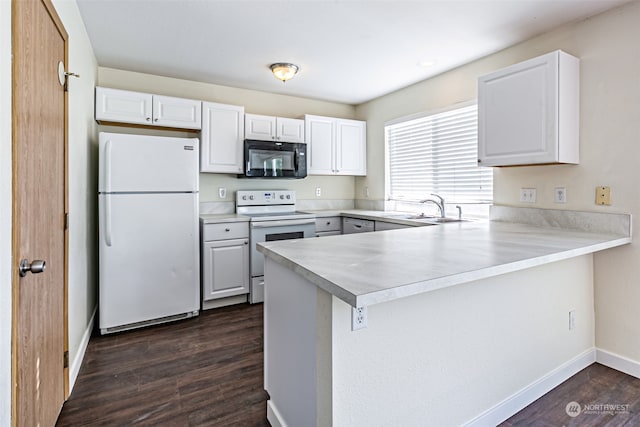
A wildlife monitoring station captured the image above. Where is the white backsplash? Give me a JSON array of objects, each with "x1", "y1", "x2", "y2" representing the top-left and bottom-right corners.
[{"x1": 490, "y1": 205, "x2": 631, "y2": 237}]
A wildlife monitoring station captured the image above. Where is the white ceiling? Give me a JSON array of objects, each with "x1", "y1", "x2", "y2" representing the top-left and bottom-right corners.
[{"x1": 77, "y1": 0, "x2": 629, "y2": 105}]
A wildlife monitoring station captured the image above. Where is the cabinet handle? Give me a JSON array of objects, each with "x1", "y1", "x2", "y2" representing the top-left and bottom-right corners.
[
  {"x1": 326, "y1": 221, "x2": 331, "y2": 225},
  {"x1": 154, "y1": 118, "x2": 159, "y2": 122},
  {"x1": 146, "y1": 117, "x2": 151, "y2": 121},
  {"x1": 225, "y1": 228, "x2": 230, "y2": 232}
]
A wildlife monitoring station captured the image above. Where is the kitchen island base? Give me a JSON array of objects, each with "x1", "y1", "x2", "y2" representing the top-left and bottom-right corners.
[{"x1": 264, "y1": 255, "x2": 595, "y2": 426}]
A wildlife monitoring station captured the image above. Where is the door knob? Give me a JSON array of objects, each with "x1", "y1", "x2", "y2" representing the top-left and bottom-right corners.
[{"x1": 19, "y1": 259, "x2": 46, "y2": 277}]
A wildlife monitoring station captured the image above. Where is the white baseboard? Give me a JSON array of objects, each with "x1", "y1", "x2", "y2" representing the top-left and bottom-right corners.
[
  {"x1": 596, "y1": 348, "x2": 640, "y2": 380},
  {"x1": 463, "y1": 348, "x2": 596, "y2": 427},
  {"x1": 267, "y1": 400, "x2": 288, "y2": 427},
  {"x1": 68, "y1": 307, "x2": 96, "y2": 394}
]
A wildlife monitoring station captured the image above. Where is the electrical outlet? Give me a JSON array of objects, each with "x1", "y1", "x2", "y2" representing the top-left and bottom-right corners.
[
  {"x1": 351, "y1": 306, "x2": 368, "y2": 331},
  {"x1": 554, "y1": 187, "x2": 567, "y2": 204},
  {"x1": 364, "y1": 186, "x2": 370, "y2": 198},
  {"x1": 218, "y1": 187, "x2": 227, "y2": 199},
  {"x1": 519, "y1": 188, "x2": 537, "y2": 203},
  {"x1": 315, "y1": 187, "x2": 322, "y2": 197},
  {"x1": 569, "y1": 310, "x2": 576, "y2": 331}
]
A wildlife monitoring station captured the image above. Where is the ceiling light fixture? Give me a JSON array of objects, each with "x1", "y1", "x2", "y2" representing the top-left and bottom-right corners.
[{"x1": 270, "y1": 63, "x2": 299, "y2": 83}]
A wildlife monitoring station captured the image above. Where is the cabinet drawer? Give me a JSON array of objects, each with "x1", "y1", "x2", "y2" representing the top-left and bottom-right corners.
[
  {"x1": 315, "y1": 216, "x2": 342, "y2": 233},
  {"x1": 203, "y1": 222, "x2": 249, "y2": 241}
]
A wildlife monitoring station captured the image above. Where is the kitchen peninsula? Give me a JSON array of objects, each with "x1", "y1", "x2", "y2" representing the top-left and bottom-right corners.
[{"x1": 258, "y1": 207, "x2": 631, "y2": 427}]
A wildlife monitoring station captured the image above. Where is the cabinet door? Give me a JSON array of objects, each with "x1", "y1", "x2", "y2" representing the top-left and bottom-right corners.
[
  {"x1": 201, "y1": 102, "x2": 245, "y2": 173},
  {"x1": 245, "y1": 113, "x2": 277, "y2": 141},
  {"x1": 478, "y1": 51, "x2": 564, "y2": 166},
  {"x1": 335, "y1": 119, "x2": 366, "y2": 175},
  {"x1": 277, "y1": 117, "x2": 305, "y2": 143},
  {"x1": 202, "y1": 238, "x2": 249, "y2": 300},
  {"x1": 153, "y1": 95, "x2": 202, "y2": 129},
  {"x1": 305, "y1": 115, "x2": 335, "y2": 175},
  {"x1": 95, "y1": 87, "x2": 152, "y2": 125}
]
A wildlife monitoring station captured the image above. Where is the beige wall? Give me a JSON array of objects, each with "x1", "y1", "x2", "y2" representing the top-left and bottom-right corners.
[
  {"x1": 356, "y1": 2, "x2": 640, "y2": 362},
  {"x1": 98, "y1": 68, "x2": 358, "y2": 202},
  {"x1": 1, "y1": 1, "x2": 13, "y2": 423},
  {"x1": 51, "y1": 0, "x2": 99, "y2": 386}
]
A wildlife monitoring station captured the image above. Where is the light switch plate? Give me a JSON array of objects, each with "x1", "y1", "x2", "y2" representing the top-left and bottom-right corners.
[{"x1": 596, "y1": 186, "x2": 611, "y2": 205}]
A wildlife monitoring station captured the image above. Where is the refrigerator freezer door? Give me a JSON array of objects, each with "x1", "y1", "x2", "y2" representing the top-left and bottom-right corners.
[
  {"x1": 98, "y1": 132, "x2": 199, "y2": 193},
  {"x1": 99, "y1": 193, "x2": 199, "y2": 331}
]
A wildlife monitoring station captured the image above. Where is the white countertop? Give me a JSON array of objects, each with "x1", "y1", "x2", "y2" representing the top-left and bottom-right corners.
[
  {"x1": 258, "y1": 216, "x2": 631, "y2": 307},
  {"x1": 199, "y1": 213, "x2": 249, "y2": 224}
]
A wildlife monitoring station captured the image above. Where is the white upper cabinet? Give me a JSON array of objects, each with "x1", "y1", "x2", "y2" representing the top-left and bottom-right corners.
[
  {"x1": 478, "y1": 50, "x2": 579, "y2": 166},
  {"x1": 152, "y1": 95, "x2": 202, "y2": 129},
  {"x1": 245, "y1": 113, "x2": 305, "y2": 143},
  {"x1": 95, "y1": 87, "x2": 152, "y2": 125},
  {"x1": 95, "y1": 87, "x2": 202, "y2": 130},
  {"x1": 277, "y1": 117, "x2": 305, "y2": 143},
  {"x1": 305, "y1": 115, "x2": 366, "y2": 176},
  {"x1": 200, "y1": 101, "x2": 245, "y2": 174},
  {"x1": 336, "y1": 119, "x2": 367, "y2": 175}
]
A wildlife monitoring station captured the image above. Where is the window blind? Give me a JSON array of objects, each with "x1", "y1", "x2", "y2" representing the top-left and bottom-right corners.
[{"x1": 385, "y1": 103, "x2": 492, "y2": 203}]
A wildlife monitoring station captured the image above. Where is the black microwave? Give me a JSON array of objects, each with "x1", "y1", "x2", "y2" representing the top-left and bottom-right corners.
[{"x1": 242, "y1": 139, "x2": 307, "y2": 178}]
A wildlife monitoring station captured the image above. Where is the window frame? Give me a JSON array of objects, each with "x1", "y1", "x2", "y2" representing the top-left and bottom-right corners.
[{"x1": 384, "y1": 100, "x2": 493, "y2": 214}]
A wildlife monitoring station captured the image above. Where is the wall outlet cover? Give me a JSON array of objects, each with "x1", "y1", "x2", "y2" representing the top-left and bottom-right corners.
[
  {"x1": 554, "y1": 187, "x2": 567, "y2": 203},
  {"x1": 351, "y1": 306, "x2": 368, "y2": 331},
  {"x1": 519, "y1": 188, "x2": 537, "y2": 203},
  {"x1": 596, "y1": 186, "x2": 611, "y2": 205}
]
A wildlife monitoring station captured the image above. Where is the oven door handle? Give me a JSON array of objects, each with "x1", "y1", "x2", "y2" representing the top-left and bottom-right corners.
[{"x1": 250, "y1": 218, "x2": 316, "y2": 228}]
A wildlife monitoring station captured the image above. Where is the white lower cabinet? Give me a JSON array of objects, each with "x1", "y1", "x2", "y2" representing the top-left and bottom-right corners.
[
  {"x1": 342, "y1": 217, "x2": 374, "y2": 234},
  {"x1": 374, "y1": 221, "x2": 412, "y2": 231},
  {"x1": 315, "y1": 216, "x2": 342, "y2": 237},
  {"x1": 201, "y1": 222, "x2": 249, "y2": 306}
]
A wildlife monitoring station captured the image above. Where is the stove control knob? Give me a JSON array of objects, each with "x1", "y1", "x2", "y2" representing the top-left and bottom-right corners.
[
  {"x1": 280, "y1": 195, "x2": 285, "y2": 199},
  {"x1": 242, "y1": 195, "x2": 247, "y2": 200},
  {"x1": 249, "y1": 195, "x2": 254, "y2": 200},
  {"x1": 286, "y1": 195, "x2": 291, "y2": 199}
]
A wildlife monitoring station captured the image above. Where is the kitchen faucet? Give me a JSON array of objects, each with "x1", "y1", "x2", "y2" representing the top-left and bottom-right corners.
[{"x1": 419, "y1": 193, "x2": 445, "y2": 218}]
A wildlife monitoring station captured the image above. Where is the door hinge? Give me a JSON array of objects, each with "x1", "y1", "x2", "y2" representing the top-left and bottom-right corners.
[
  {"x1": 64, "y1": 212, "x2": 69, "y2": 230},
  {"x1": 63, "y1": 351, "x2": 69, "y2": 368}
]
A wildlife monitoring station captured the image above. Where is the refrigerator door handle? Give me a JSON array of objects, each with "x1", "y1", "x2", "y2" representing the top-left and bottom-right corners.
[
  {"x1": 104, "y1": 139, "x2": 112, "y2": 193},
  {"x1": 104, "y1": 195, "x2": 112, "y2": 247}
]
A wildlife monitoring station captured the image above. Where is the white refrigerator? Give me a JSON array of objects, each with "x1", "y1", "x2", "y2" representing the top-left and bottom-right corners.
[{"x1": 98, "y1": 132, "x2": 200, "y2": 334}]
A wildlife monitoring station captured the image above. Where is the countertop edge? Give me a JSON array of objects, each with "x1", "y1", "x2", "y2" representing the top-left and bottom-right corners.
[{"x1": 258, "y1": 231, "x2": 631, "y2": 309}]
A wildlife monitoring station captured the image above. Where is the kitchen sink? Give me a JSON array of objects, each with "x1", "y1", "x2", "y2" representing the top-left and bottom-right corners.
[
  {"x1": 419, "y1": 217, "x2": 467, "y2": 223},
  {"x1": 384, "y1": 213, "x2": 430, "y2": 220},
  {"x1": 383, "y1": 213, "x2": 468, "y2": 223}
]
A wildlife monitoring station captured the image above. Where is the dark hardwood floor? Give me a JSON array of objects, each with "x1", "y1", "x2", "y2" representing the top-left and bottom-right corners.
[
  {"x1": 500, "y1": 363, "x2": 640, "y2": 426},
  {"x1": 57, "y1": 301, "x2": 640, "y2": 426},
  {"x1": 56, "y1": 303, "x2": 269, "y2": 426}
]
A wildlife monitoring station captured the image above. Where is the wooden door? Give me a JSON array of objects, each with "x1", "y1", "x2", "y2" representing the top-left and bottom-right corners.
[{"x1": 12, "y1": 0, "x2": 68, "y2": 425}]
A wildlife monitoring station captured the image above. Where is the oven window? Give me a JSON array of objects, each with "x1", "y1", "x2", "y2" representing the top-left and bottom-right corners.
[
  {"x1": 265, "y1": 231, "x2": 304, "y2": 242},
  {"x1": 248, "y1": 149, "x2": 295, "y2": 176}
]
